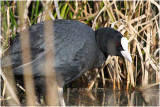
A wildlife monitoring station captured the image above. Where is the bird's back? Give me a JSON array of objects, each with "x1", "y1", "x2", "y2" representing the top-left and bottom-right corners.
[{"x1": 2, "y1": 20, "x2": 105, "y2": 86}]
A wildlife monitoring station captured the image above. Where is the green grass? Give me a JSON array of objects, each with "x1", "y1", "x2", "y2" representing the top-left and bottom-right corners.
[{"x1": 1, "y1": 1, "x2": 159, "y2": 106}]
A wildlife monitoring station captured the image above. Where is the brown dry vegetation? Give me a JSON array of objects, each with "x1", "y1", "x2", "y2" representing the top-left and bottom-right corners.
[{"x1": 1, "y1": 1, "x2": 160, "y2": 106}]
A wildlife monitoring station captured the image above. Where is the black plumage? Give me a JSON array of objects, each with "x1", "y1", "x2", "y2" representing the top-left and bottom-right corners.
[{"x1": 2, "y1": 19, "x2": 131, "y2": 89}]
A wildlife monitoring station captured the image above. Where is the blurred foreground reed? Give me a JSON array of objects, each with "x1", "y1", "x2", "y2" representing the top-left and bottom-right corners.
[{"x1": 1, "y1": 1, "x2": 159, "y2": 106}]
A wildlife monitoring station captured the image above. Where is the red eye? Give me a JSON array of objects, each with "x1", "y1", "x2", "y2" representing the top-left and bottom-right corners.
[{"x1": 116, "y1": 43, "x2": 119, "y2": 45}]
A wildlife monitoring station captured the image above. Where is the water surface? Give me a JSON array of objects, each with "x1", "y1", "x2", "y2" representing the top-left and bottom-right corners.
[{"x1": 63, "y1": 88, "x2": 159, "y2": 106}]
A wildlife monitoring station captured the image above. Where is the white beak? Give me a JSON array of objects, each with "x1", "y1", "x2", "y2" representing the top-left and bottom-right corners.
[
  {"x1": 121, "y1": 37, "x2": 132, "y2": 63},
  {"x1": 121, "y1": 50, "x2": 132, "y2": 63}
]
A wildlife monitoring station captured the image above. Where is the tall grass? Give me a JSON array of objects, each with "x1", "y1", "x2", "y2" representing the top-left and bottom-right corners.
[{"x1": 1, "y1": 1, "x2": 159, "y2": 106}]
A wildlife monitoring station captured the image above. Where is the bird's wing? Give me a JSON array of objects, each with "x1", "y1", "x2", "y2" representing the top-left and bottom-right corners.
[
  {"x1": 2, "y1": 20, "x2": 100, "y2": 85},
  {"x1": 2, "y1": 20, "x2": 94, "y2": 68}
]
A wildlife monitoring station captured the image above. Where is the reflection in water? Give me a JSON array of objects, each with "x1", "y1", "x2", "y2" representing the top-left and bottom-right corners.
[
  {"x1": 141, "y1": 87, "x2": 159, "y2": 106},
  {"x1": 63, "y1": 88, "x2": 159, "y2": 106}
]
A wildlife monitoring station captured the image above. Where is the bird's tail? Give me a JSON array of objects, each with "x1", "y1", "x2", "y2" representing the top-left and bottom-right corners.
[{"x1": 1, "y1": 55, "x2": 13, "y2": 68}]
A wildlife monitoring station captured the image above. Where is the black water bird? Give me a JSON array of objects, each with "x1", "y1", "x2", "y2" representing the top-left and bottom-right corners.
[{"x1": 2, "y1": 20, "x2": 132, "y2": 105}]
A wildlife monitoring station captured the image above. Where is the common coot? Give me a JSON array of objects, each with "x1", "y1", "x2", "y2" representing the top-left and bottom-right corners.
[{"x1": 2, "y1": 19, "x2": 132, "y2": 105}]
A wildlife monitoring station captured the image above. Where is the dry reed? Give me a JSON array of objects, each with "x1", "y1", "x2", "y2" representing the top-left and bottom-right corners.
[{"x1": 1, "y1": 1, "x2": 159, "y2": 106}]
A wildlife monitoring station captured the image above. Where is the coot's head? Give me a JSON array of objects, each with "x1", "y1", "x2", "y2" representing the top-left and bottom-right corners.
[{"x1": 96, "y1": 27, "x2": 132, "y2": 63}]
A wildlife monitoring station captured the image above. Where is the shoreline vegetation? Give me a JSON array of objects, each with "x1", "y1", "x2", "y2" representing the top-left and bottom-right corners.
[{"x1": 1, "y1": 1, "x2": 159, "y2": 106}]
